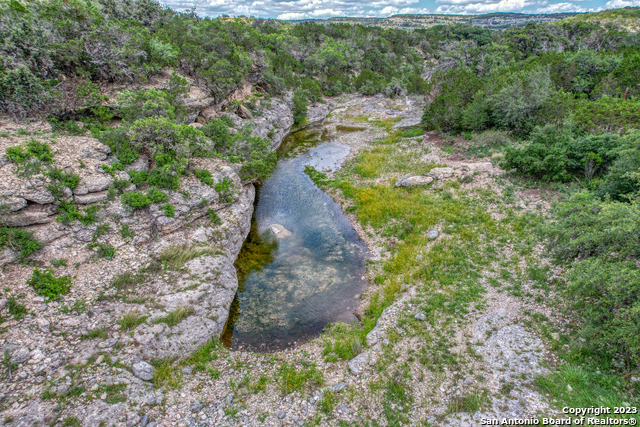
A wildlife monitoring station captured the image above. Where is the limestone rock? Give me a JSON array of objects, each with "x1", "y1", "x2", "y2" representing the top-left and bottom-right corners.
[
  {"x1": 398, "y1": 175, "x2": 434, "y2": 187},
  {"x1": 85, "y1": 176, "x2": 114, "y2": 193},
  {"x1": 75, "y1": 190, "x2": 109, "y2": 204},
  {"x1": 348, "y1": 352, "x2": 369, "y2": 375},
  {"x1": 73, "y1": 184, "x2": 89, "y2": 195},
  {"x1": 236, "y1": 104, "x2": 253, "y2": 120},
  {"x1": 11, "y1": 347, "x2": 31, "y2": 364},
  {"x1": 19, "y1": 188, "x2": 55, "y2": 204},
  {"x1": 427, "y1": 230, "x2": 439, "y2": 240},
  {"x1": 132, "y1": 361, "x2": 154, "y2": 381},
  {"x1": 0, "y1": 248, "x2": 18, "y2": 267},
  {"x1": 462, "y1": 162, "x2": 493, "y2": 173},
  {"x1": 1, "y1": 211, "x2": 52, "y2": 227},
  {"x1": 2, "y1": 196, "x2": 27, "y2": 212},
  {"x1": 125, "y1": 155, "x2": 149, "y2": 173},
  {"x1": 426, "y1": 167, "x2": 454, "y2": 180},
  {"x1": 394, "y1": 173, "x2": 411, "y2": 187},
  {"x1": 200, "y1": 109, "x2": 218, "y2": 121}
]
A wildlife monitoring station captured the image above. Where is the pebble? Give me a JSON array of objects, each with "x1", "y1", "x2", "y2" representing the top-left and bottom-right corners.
[
  {"x1": 415, "y1": 313, "x2": 426, "y2": 321},
  {"x1": 427, "y1": 229, "x2": 439, "y2": 240},
  {"x1": 190, "y1": 403, "x2": 203, "y2": 412},
  {"x1": 277, "y1": 411, "x2": 286, "y2": 419}
]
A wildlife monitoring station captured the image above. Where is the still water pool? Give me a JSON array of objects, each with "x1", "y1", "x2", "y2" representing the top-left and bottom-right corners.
[{"x1": 222, "y1": 126, "x2": 369, "y2": 351}]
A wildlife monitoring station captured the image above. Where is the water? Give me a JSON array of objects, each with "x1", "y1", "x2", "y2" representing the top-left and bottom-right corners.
[{"x1": 223, "y1": 125, "x2": 369, "y2": 351}]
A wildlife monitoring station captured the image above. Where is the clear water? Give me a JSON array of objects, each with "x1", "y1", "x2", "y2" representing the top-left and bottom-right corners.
[{"x1": 223, "y1": 126, "x2": 369, "y2": 351}]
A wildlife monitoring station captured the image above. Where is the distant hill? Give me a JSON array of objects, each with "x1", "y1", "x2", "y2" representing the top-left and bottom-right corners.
[
  {"x1": 319, "y1": 12, "x2": 580, "y2": 30},
  {"x1": 561, "y1": 7, "x2": 640, "y2": 32}
]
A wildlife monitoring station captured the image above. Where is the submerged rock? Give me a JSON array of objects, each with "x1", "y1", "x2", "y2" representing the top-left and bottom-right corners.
[{"x1": 269, "y1": 224, "x2": 292, "y2": 238}]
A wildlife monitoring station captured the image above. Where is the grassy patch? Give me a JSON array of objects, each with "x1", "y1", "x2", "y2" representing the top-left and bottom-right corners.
[
  {"x1": 81, "y1": 327, "x2": 108, "y2": 340},
  {"x1": 536, "y1": 364, "x2": 640, "y2": 420},
  {"x1": 152, "y1": 359, "x2": 181, "y2": 389},
  {"x1": 277, "y1": 361, "x2": 324, "y2": 394},
  {"x1": 184, "y1": 340, "x2": 221, "y2": 372},
  {"x1": 158, "y1": 243, "x2": 221, "y2": 270},
  {"x1": 118, "y1": 311, "x2": 146, "y2": 330},
  {"x1": 153, "y1": 306, "x2": 194, "y2": 327}
]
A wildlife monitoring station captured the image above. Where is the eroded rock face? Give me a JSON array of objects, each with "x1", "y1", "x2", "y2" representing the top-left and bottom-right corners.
[{"x1": 131, "y1": 184, "x2": 255, "y2": 361}]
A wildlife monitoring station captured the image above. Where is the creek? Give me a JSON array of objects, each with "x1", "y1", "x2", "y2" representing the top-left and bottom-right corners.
[{"x1": 221, "y1": 124, "x2": 369, "y2": 351}]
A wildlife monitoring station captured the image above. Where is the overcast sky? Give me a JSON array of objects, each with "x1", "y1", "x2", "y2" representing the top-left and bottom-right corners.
[{"x1": 160, "y1": 0, "x2": 639, "y2": 19}]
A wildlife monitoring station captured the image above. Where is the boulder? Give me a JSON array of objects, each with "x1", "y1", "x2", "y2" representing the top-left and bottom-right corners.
[
  {"x1": 132, "y1": 361, "x2": 154, "y2": 381},
  {"x1": 462, "y1": 162, "x2": 493, "y2": 173},
  {"x1": 394, "y1": 173, "x2": 411, "y2": 187},
  {"x1": 236, "y1": 104, "x2": 253, "y2": 120},
  {"x1": 19, "y1": 188, "x2": 55, "y2": 205},
  {"x1": 85, "y1": 176, "x2": 114, "y2": 193},
  {"x1": 200, "y1": 109, "x2": 218, "y2": 121},
  {"x1": 426, "y1": 167, "x2": 454, "y2": 180},
  {"x1": 3, "y1": 196, "x2": 27, "y2": 212},
  {"x1": 75, "y1": 191, "x2": 109, "y2": 204},
  {"x1": 348, "y1": 352, "x2": 369, "y2": 375},
  {"x1": 1, "y1": 211, "x2": 52, "y2": 227},
  {"x1": 397, "y1": 176, "x2": 434, "y2": 187}
]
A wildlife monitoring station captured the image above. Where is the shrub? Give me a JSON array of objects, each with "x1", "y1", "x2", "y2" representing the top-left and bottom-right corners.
[
  {"x1": 28, "y1": 269, "x2": 72, "y2": 299},
  {"x1": 163, "y1": 203, "x2": 175, "y2": 218},
  {"x1": 99, "y1": 127, "x2": 138, "y2": 165},
  {"x1": 56, "y1": 202, "x2": 99, "y2": 225},
  {"x1": 546, "y1": 192, "x2": 640, "y2": 367},
  {"x1": 193, "y1": 169, "x2": 213, "y2": 185},
  {"x1": 201, "y1": 118, "x2": 231, "y2": 152},
  {"x1": 121, "y1": 191, "x2": 152, "y2": 208},
  {"x1": 292, "y1": 89, "x2": 309, "y2": 126},
  {"x1": 148, "y1": 188, "x2": 168, "y2": 203},
  {"x1": 87, "y1": 242, "x2": 116, "y2": 259},
  {"x1": 6, "y1": 296, "x2": 27, "y2": 319},
  {"x1": 0, "y1": 227, "x2": 44, "y2": 259},
  {"x1": 214, "y1": 177, "x2": 235, "y2": 203}
]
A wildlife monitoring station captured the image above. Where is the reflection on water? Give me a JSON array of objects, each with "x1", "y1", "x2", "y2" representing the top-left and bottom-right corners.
[{"x1": 225, "y1": 125, "x2": 369, "y2": 352}]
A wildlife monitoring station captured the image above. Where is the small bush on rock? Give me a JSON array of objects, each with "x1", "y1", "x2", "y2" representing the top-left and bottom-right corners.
[{"x1": 28, "y1": 269, "x2": 72, "y2": 299}]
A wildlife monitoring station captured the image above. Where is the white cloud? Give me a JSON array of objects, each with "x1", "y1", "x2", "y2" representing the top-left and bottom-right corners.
[
  {"x1": 436, "y1": 0, "x2": 534, "y2": 13},
  {"x1": 535, "y1": 2, "x2": 586, "y2": 12},
  {"x1": 604, "y1": 0, "x2": 640, "y2": 7},
  {"x1": 166, "y1": 0, "x2": 430, "y2": 19}
]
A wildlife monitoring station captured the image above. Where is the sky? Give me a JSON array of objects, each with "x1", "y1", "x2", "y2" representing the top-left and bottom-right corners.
[{"x1": 161, "y1": 0, "x2": 639, "y2": 20}]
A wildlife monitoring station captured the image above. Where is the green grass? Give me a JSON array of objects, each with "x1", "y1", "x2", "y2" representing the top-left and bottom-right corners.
[
  {"x1": 446, "y1": 389, "x2": 489, "y2": 414},
  {"x1": 152, "y1": 306, "x2": 194, "y2": 327},
  {"x1": 158, "y1": 244, "x2": 221, "y2": 270},
  {"x1": 277, "y1": 361, "x2": 324, "y2": 394},
  {"x1": 152, "y1": 359, "x2": 181, "y2": 389},
  {"x1": 118, "y1": 311, "x2": 146, "y2": 330},
  {"x1": 98, "y1": 383, "x2": 127, "y2": 404},
  {"x1": 184, "y1": 340, "x2": 220, "y2": 372},
  {"x1": 80, "y1": 327, "x2": 108, "y2": 340},
  {"x1": 536, "y1": 364, "x2": 640, "y2": 421}
]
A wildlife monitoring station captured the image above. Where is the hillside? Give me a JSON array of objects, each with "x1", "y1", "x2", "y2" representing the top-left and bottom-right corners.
[
  {"x1": 561, "y1": 6, "x2": 640, "y2": 32},
  {"x1": 324, "y1": 12, "x2": 580, "y2": 30}
]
